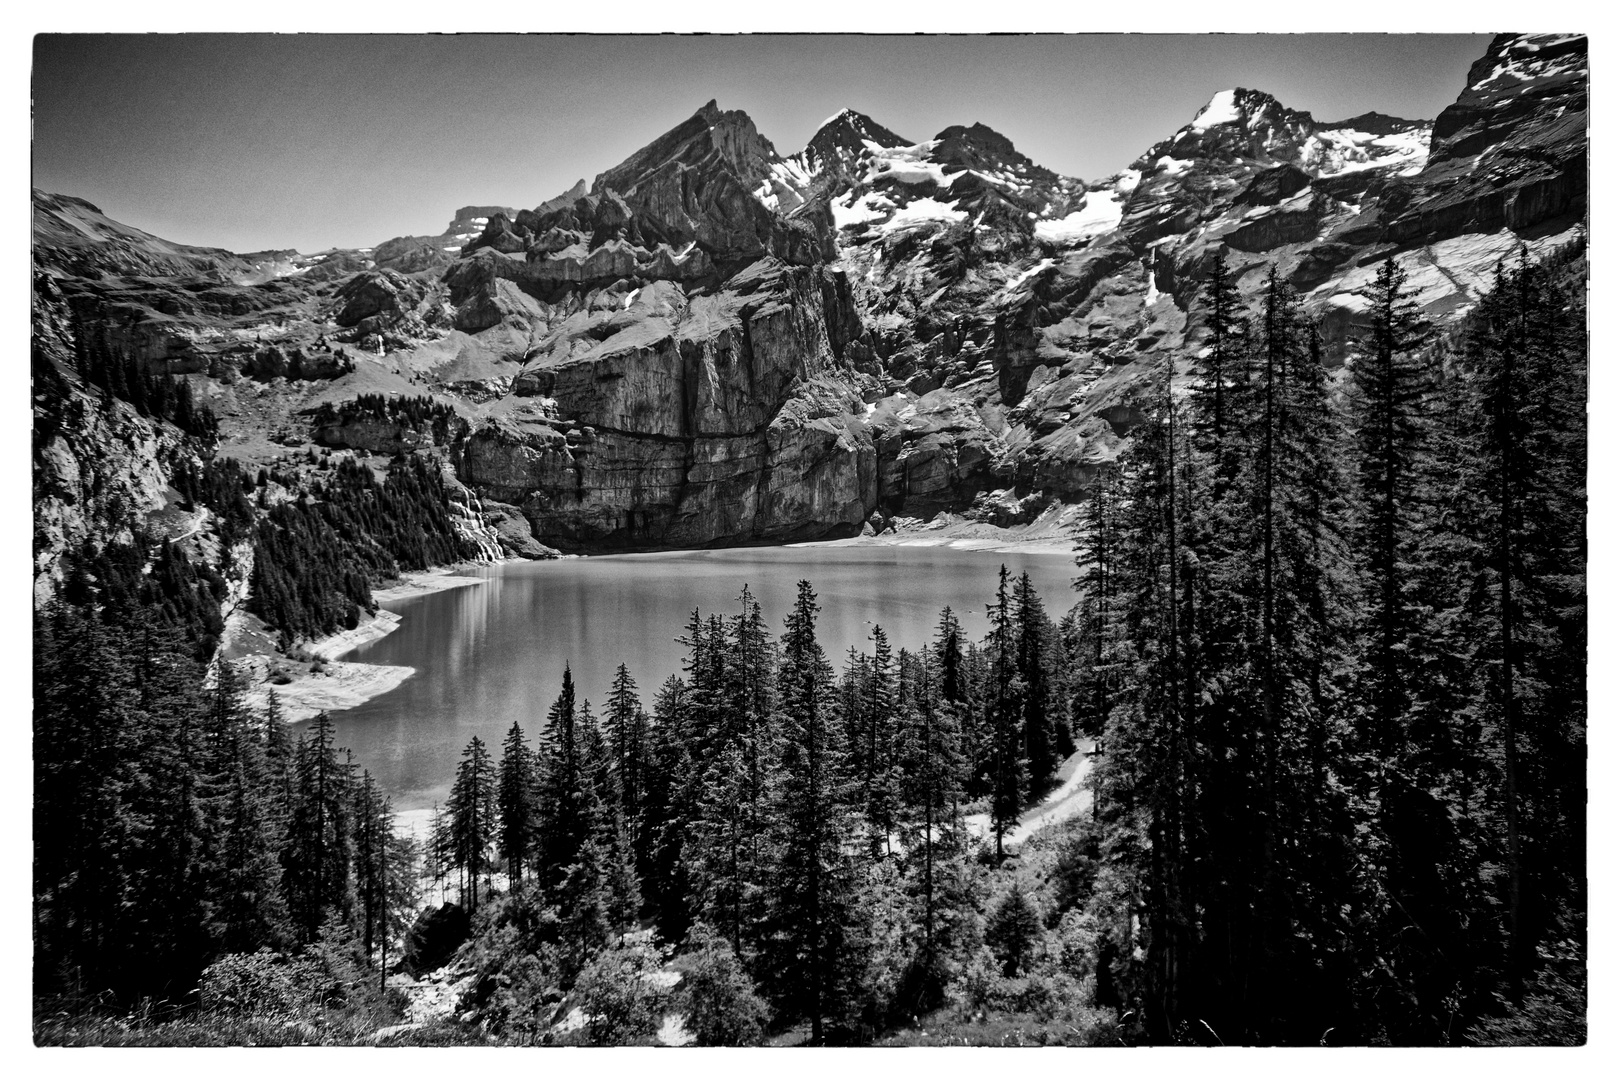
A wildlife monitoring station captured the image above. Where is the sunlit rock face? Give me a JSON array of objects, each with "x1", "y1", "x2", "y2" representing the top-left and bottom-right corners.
[{"x1": 32, "y1": 35, "x2": 1587, "y2": 554}]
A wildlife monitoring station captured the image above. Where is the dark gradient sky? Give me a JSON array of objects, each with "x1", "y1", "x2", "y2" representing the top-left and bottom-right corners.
[{"x1": 32, "y1": 33, "x2": 1494, "y2": 253}]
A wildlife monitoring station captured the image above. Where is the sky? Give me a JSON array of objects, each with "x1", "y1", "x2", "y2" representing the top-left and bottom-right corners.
[{"x1": 32, "y1": 33, "x2": 1495, "y2": 254}]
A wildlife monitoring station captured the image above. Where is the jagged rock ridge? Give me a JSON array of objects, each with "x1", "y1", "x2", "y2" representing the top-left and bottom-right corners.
[{"x1": 32, "y1": 35, "x2": 1588, "y2": 559}]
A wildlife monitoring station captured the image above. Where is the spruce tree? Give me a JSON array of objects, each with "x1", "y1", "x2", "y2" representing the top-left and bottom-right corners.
[
  {"x1": 445, "y1": 735, "x2": 496, "y2": 912},
  {"x1": 763, "y1": 580, "x2": 861, "y2": 1044},
  {"x1": 985, "y1": 565, "x2": 1025, "y2": 858},
  {"x1": 497, "y1": 722, "x2": 538, "y2": 886},
  {"x1": 284, "y1": 712, "x2": 357, "y2": 944}
]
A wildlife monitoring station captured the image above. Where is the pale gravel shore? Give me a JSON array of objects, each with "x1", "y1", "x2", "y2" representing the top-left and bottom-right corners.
[
  {"x1": 805, "y1": 533, "x2": 1078, "y2": 556},
  {"x1": 791, "y1": 510, "x2": 1082, "y2": 556},
  {"x1": 370, "y1": 568, "x2": 493, "y2": 606},
  {"x1": 240, "y1": 565, "x2": 498, "y2": 723},
  {"x1": 246, "y1": 658, "x2": 417, "y2": 724}
]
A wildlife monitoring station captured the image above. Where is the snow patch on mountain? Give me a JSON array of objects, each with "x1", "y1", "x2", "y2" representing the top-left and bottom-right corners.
[
  {"x1": 831, "y1": 190, "x2": 896, "y2": 229},
  {"x1": 1479, "y1": 45, "x2": 1584, "y2": 89},
  {"x1": 862, "y1": 140, "x2": 950, "y2": 187},
  {"x1": 1191, "y1": 89, "x2": 1243, "y2": 131},
  {"x1": 754, "y1": 157, "x2": 816, "y2": 212},
  {"x1": 1033, "y1": 190, "x2": 1124, "y2": 245},
  {"x1": 1311, "y1": 224, "x2": 1582, "y2": 317},
  {"x1": 879, "y1": 196, "x2": 966, "y2": 233},
  {"x1": 1302, "y1": 125, "x2": 1431, "y2": 177}
]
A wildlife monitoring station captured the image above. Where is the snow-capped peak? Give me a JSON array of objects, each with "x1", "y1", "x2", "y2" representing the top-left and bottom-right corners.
[
  {"x1": 818, "y1": 107, "x2": 859, "y2": 131},
  {"x1": 1191, "y1": 89, "x2": 1243, "y2": 131}
]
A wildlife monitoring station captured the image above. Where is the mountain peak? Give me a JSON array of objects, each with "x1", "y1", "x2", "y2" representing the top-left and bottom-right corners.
[
  {"x1": 933, "y1": 121, "x2": 1015, "y2": 153},
  {"x1": 1136, "y1": 86, "x2": 1318, "y2": 170},
  {"x1": 817, "y1": 107, "x2": 858, "y2": 128},
  {"x1": 1189, "y1": 88, "x2": 1244, "y2": 130},
  {"x1": 1318, "y1": 111, "x2": 1425, "y2": 136},
  {"x1": 802, "y1": 107, "x2": 908, "y2": 170},
  {"x1": 594, "y1": 100, "x2": 778, "y2": 198},
  {"x1": 931, "y1": 122, "x2": 1050, "y2": 178},
  {"x1": 1189, "y1": 87, "x2": 1309, "y2": 132}
]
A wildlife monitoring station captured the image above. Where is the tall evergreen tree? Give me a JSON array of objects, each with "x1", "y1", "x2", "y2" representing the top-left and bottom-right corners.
[
  {"x1": 763, "y1": 581, "x2": 861, "y2": 1043},
  {"x1": 985, "y1": 565, "x2": 1025, "y2": 858},
  {"x1": 284, "y1": 712, "x2": 357, "y2": 943},
  {"x1": 497, "y1": 722, "x2": 538, "y2": 887},
  {"x1": 445, "y1": 735, "x2": 496, "y2": 911}
]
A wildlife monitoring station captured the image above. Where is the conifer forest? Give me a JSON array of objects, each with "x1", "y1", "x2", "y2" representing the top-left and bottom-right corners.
[{"x1": 33, "y1": 245, "x2": 1588, "y2": 1046}]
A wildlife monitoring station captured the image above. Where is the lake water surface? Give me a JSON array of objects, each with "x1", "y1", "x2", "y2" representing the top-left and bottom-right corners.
[{"x1": 315, "y1": 543, "x2": 1078, "y2": 811}]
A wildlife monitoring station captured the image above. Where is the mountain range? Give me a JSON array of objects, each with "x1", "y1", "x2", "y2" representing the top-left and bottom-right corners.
[{"x1": 32, "y1": 32, "x2": 1587, "y2": 579}]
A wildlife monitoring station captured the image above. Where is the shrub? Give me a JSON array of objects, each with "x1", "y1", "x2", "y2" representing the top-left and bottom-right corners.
[
  {"x1": 571, "y1": 934, "x2": 672, "y2": 1046},
  {"x1": 673, "y1": 923, "x2": 769, "y2": 1046},
  {"x1": 1466, "y1": 937, "x2": 1587, "y2": 1046},
  {"x1": 198, "y1": 949, "x2": 307, "y2": 1019}
]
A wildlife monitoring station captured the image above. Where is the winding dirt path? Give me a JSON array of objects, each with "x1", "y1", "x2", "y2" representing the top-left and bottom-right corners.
[{"x1": 964, "y1": 740, "x2": 1096, "y2": 849}]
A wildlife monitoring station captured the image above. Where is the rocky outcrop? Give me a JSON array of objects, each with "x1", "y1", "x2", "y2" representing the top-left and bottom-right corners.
[
  {"x1": 32, "y1": 281, "x2": 192, "y2": 601},
  {"x1": 372, "y1": 236, "x2": 453, "y2": 274},
  {"x1": 334, "y1": 269, "x2": 426, "y2": 327},
  {"x1": 1377, "y1": 33, "x2": 1587, "y2": 246},
  {"x1": 243, "y1": 344, "x2": 357, "y2": 382},
  {"x1": 312, "y1": 416, "x2": 453, "y2": 454},
  {"x1": 460, "y1": 102, "x2": 834, "y2": 285},
  {"x1": 455, "y1": 258, "x2": 869, "y2": 549}
]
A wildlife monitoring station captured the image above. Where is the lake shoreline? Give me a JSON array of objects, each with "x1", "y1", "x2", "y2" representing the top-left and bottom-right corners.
[
  {"x1": 315, "y1": 542, "x2": 1081, "y2": 814},
  {"x1": 242, "y1": 565, "x2": 496, "y2": 724},
  {"x1": 794, "y1": 506, "x2": 1080, "y2": 556},
  {"x1": 243, "y1": 524, "x2": 1075, "y2": 728}
]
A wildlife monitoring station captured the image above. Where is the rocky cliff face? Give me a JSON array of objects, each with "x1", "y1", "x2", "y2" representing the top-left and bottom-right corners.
[
  {"x1": 32, "y1": 277, "x2": 199, "y2": 600},
  {"x1": 33, "y1": 34, "x2": 1588, "y2": 558},
  {"x1": 455, "y1": 261, "x2": 873, "y2": 548}
]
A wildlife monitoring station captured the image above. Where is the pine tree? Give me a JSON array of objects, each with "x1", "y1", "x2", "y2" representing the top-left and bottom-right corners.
[
  {"x1": 284, "y1": 712, "x2": 357, "y2": 944},
  {"x1": 1189, "y1": 248, "x2": 1245, "y2": 482},
  {"x1": 497, "y1": 722, "x2": 538, "y2": 887},
  {"x1": 445, "y1": 735, "x2": 496, "y2": 912},
  {"x1": 209, "y1": 661, "x2": 291, "y2": 955},
  {"x1": 1073, "y1": 468, "x2": 1123, "y2": 741},
  {"x1": 353, "y1": 770, "x2": 391, "y2": 959},
  {"x1": 642, "y1": 674, "x2": 698, "y2": 944},
  {"x1": 33, "y1": 604, "x2": 143, "y2": 998},
  {"x1": 985, "y1": 565, "x2": 1025, "y2": 858},
  {"x1": 1012, "y1": 571, "x2": 1060, "y2": 796},
  {"x1": 1451, "y1": 249, "x2": 1587, "y2": 994},
  {"x1": 763, "y1": 580, "x2": 861, "y2": 1044},
  {"x1": 605, "y1": 664, "x2": 647, "y2": 836},
  {"x1": 894, "y1": 645, "x2": 969, "y2": 1005},
  {"x1": 535, "y1": 665, "x2": 584, "y2": 891},
  {"x1": 1349, "y1": 258, "x2": 1434, "y2": 755},
  {"x1": 858, "y1": 625, "x2": 902, "y2": 853}
]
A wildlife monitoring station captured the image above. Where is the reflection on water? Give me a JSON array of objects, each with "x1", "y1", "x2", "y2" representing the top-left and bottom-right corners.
[{"x1": 313, "y1": 544, "x2": 1078, "y2": 811}]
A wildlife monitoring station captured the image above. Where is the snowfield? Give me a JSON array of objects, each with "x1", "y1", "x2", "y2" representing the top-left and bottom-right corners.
[
  {"x1": 1033, "y1": 190, "x2": 1124, "y2": 245},
  {"x1": 861, "y1": 139, "x2": 950, "y2": 187},
  {"x1": 878, "y1": 196, "x2": 966, "y2": 233},
  {"x1": 1303, "y1": 124, "x2": 1431, "y2": 178}
]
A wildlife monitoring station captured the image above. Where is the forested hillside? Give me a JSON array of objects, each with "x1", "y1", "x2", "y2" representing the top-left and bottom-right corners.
[{"x1": 1074, "y1": 240, "x2": 1587, "y2": 1044}]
